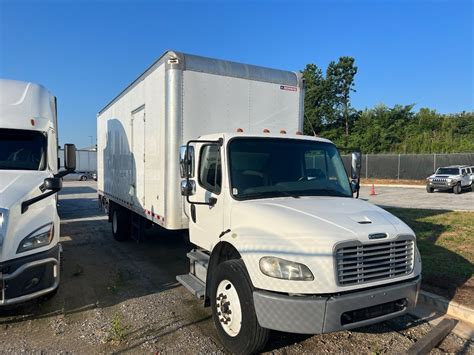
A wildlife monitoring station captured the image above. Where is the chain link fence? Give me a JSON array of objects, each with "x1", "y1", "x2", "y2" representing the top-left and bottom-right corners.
[{"x1": 341, "y1": 153, "x2": 474, "y2": 180}]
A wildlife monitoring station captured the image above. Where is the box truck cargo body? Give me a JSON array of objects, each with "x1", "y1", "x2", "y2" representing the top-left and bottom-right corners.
[
  {"x1": 0, "y1": 79, "x2": 76, "y2": 305},
  {"x1": 97, "y1": 51, "x2": 421, "y2": 354},
  {"x1": 97, "y1": 51, "x2": 304, "y2": 230}
]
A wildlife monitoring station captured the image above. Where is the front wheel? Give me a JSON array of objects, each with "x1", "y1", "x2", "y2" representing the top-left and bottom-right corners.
[
  {"x1": 426, "y1": 185, "x2": 434, "y2": 193},
  {"x1": 211, "y1": 259, "x2": 270, "y2": 354},
  {"x1": 453, "y1": 183, "x2": 462, "y2": 194}
]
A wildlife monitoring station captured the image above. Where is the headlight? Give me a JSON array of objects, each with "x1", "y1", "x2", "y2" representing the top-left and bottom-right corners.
[
  {"x1": 259, "y1": 257, "x2": 314, "y2": 281},
  {"x1": 17, "y1": 223, "x2": 54, "y2": 253},
  {"x1": 447, "y1": 178, "x2": 453, "y2": 183},
  {"x1": 415, "y1": 245, "x2": 421, "y2": 264},
  {"x1": 0, "y1": 209, "x2": 7, "y2": 243}
]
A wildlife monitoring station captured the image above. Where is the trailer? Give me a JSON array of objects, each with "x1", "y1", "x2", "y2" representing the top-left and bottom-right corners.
[
  {"x1": 59, "y1": 148, "x2": 97, "y2": 173},
  {"x1": 97, "y1": 51, "x2": 421, "y2": 354}
]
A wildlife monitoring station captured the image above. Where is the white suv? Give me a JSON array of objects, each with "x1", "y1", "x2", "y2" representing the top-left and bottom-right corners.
[{"x1": 426, "y1": 165, "x2": 472, "y2": 194}]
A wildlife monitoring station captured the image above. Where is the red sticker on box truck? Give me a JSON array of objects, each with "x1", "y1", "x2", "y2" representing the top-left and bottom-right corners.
[{"x1": 280, "y1": 85, "x2": 297, "y2": 92}]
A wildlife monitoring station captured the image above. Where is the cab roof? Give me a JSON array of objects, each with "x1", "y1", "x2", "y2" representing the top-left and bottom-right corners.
[
  {"x1": 0, "y1": 78, "x2": 56, "y2": 131},
  {"x1": 198, "y1": 132, "x2": 334, "y2": 145}
]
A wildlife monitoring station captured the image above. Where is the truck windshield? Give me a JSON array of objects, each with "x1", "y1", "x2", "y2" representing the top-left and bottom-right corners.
[
  {"x1": 436, "y1": 168, "x2": 459, "y2": 175},
  {"x1": 0, "y1": 129, "x2": 47, "y2": 170},
  {"x1": 228, "y1": 138, "x2": 352, "y2": 200}
]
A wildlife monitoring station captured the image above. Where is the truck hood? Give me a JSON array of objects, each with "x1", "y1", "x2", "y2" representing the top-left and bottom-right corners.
[
  {"x1": 0, "y1": 170, "x2": 49, "y2": 210},
  {"x1": 230, "y1": 196, "x2": 414, "y2": 245}
]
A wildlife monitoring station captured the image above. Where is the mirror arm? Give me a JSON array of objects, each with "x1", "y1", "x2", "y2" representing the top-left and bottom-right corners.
[
  {"x1": 184, "y1": 138, "x2": 222, "y2": 207},
  {"x1": 21, "y1": 189, "x2": 60, "y2": 214},
  {"x1": 356, "y1": 177, "x2": 360, "y2": 198}
]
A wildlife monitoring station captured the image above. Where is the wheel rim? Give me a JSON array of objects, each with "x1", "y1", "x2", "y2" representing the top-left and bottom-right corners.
[
  {"x1": 112, "y1": 211, "x2": 118, "y2": 234},
  {"x1": 216, "y1": 279, "x2": 242, "y2": 337}
]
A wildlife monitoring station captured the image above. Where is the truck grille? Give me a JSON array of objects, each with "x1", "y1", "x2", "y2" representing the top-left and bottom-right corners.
[
  {"x1": 431, "y1": 178, "x2": 447, "y2": 185},
  {"x1": 335, "y1": 236, "x2": 414, "y2": 286}
]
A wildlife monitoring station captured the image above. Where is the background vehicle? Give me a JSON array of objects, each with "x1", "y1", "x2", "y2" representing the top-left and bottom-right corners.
[
  {"x1": 59, "y1": 148, "x2": 96, "y2": 176},
  {"x1": 426, "y1": 165, "x2": 472, "y2": 194},
  {"x1": 62, "y1": 171, "x2": 92, "y2": 181},
  {"x1": 97, "y1": 51, "x2": 421, "y2": 354},
  {"x1": 0, "y1": 79, "x2": 76, "y2": 306}
]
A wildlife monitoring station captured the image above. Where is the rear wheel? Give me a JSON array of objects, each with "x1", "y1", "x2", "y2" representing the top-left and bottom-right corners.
[
  {"x1": 453, "y1": 183, "x2": 462, "y2": 194},
  {"x1": 211, "y1": 259, "x2": 270, "y2": 354},
  {"x1": 426, "y1": 185, "x2": 434, "y2": 193},
  {"x1": 80, "y1": 175, "x2": 87, "y2": 181},
  {"x1": 111, "y1": 205, "x2": 131, "y2": 241}
]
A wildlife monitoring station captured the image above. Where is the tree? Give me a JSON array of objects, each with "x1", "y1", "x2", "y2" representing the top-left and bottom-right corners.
[
  {"x1": 326, "y1": 57, "x2": 358, "y2": 144},
  {"x1": 301, "y1": 64, "x2": 335, "y2": 135}
]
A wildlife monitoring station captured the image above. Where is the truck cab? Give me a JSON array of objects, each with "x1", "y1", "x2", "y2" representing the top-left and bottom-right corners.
[
  {"x1": 179, "y1": 132, "x2": 422, "y2": 353},
  {"x1": 0, "y1": 79, "x2": 75, "y2": 306}
]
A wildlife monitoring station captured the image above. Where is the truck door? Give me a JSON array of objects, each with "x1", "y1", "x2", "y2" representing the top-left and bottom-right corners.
[
  {"x1": 131, "y1": 107, "x2": 145, "y2": 207},
  {"x1": 187, "y1": 143, "x2": 224, "y2": 250}
]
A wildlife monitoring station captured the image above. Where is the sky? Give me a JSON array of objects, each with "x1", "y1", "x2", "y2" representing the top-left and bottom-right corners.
[{"x1": 1, "y1": 0, "x2": 473, "y2": 148}]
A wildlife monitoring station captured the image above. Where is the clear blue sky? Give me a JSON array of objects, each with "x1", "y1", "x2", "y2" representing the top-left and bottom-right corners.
[{"x1": 1, "y1": 0, "x2": 472, "y2": 148}]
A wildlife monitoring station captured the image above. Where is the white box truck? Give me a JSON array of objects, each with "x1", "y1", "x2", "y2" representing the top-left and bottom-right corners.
[
  {"x1": 0, "y1": 79, "x2": 76, "y2": 305},
  {"x1": 97, "y1": 51, "x2": 421, "y2": 354}
]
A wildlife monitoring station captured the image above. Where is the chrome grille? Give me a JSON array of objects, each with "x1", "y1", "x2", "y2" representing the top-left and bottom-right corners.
[
  {"x1": 432, "y1": 178, "x2": 447, "y2": 185},
  {"x1": 335, "y1": 237, "x2": 414, "y2": 286}
]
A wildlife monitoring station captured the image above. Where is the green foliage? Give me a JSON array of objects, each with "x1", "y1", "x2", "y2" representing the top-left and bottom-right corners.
[
  {"x1": 302, "y1": 58, "x2": 474, "y2": 153},
  {"x1": 107, "y1": 314, "x2": 128, "y2": 342}
]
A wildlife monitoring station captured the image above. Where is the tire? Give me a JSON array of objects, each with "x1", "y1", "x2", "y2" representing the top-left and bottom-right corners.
[
  {"x1": 453, "y1": 183, "x2": 462, "y2": 194},
  {"x1": 111, "y1": 205, "x2": 131, "y2": 241},
  {"x1": 210, "y1": 259, "x2": 270, "y2": 355},
  {"x1": 426, "y1": 185, "x2": 434, "y2": 193},
  {"x1": 80, "y1": 175, "x2": 87, "y2": 181}
]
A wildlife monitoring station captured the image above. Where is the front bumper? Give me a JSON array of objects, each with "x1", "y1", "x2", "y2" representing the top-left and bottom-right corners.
[
  {"x1": 427, "y1": 180, "x2": 455, "y2": 189},
  {"x1": 253, "y1": 276, "x2": 421, "y2": 334},
  {"x1": 0, "y1": 244, "x2": 61, "y2": 306}
]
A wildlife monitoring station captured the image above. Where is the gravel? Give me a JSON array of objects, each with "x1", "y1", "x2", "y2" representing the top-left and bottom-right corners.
[{"x1": 0, "y1": 181, "x2": 472, "y2": 353}]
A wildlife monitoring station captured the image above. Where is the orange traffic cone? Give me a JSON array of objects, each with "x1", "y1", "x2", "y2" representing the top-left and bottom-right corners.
[{"x1": 370, "y1": 184, "x2": 377, "y2": 196}]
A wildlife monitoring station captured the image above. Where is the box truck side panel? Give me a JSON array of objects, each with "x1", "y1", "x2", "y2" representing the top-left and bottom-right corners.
[
  {"x1": 143, "y1": 65, "x2": 166, "y2": 224},
  {"x1": 98, "y1": 64, "x2": 167, "y2": 225}
]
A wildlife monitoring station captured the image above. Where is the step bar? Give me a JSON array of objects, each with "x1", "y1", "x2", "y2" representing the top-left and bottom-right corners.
[{"x1": 177, "y1": 249, "x2": 210, "y2": 299}]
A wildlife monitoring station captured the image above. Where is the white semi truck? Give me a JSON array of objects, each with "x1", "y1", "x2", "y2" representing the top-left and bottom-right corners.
[
  {"x1": 0, "y1": 79, "x2": 76, "y2": 306},
  {"x1": 97, "y1": 51, "x2": 421, "y2": 354}
]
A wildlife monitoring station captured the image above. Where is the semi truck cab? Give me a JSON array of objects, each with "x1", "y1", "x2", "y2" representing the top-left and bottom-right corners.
[
  {"x1": 178, "y1": 132, "x2": 421, "y2": 353},
  {"x1": 0, "y1": 79, "x2": 75, "y2": 306}
]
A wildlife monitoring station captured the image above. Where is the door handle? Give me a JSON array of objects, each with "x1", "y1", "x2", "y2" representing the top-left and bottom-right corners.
[{"x1": 191, "y1": 204, "x2": 196, "y2": 223}]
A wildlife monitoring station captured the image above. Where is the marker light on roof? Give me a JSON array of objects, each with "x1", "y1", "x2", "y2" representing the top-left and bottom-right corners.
[
  {"x1": 280, "y1": 129, "x2": 287, "y2": 134},
  {"x1": 263, "y1": 129, "x2": 270, "y2": 133},
  {"x1": 236, "y1": 128, "x2": 244, "y2": 132},
  {"x1": 31, "y1": 119, "x2": 35, "y2": 126},
  {"x1": 296, "y1": 131, "x2": 303, "y2": 135}
]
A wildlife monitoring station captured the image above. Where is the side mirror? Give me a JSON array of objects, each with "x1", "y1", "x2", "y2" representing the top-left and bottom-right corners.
[
  {"x1": 180, "y1": 180, "x2": 196, "y2": 196},
  {"x1": 351, "y1": 152, "x2": 362, "y2": 180},
  {"x1": 179, "y1": 145, "x2": 195, "y2": 178},
  {"x1": 44, "y1": 177, "x2": 62, "y2": 191},
  {"x1": 64, "y1": 144, "x2": 77, "y2": 171}
]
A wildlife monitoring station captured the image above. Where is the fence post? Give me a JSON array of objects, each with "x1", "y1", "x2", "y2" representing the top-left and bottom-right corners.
[
  {"x1": 397, "y1": 154, "x2": 401, "y2": 180},
  {"x1": 365, "y1": 154, "x2": 368, "y2": 179}
]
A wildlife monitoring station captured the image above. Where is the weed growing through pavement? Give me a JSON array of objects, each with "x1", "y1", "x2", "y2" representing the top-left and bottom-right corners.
[{"x1": 107, "y1": 314, "x2": 129, "y2": 342}]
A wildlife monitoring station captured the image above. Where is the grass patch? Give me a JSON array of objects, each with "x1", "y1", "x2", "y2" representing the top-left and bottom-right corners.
[
  {"x1": 386, "y1": 208, "x2": 474, "y2": 292},
  {"x1": 107, "y1": 314, "x2": 129, "y2": 342}
]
